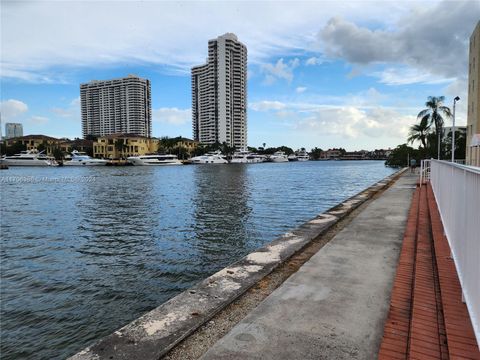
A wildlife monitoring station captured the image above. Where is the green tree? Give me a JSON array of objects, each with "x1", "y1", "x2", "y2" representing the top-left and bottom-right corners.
[
  {"x1": 443, "y1": 130, "x2": 467, "y2": 161},
  {"x1": 37, "y1": 141, "x2": 47, "y2": 153},
  {"x1": 5, "y1": 141, "x2": 26, "y2": 156},
  {"x1": 221, "y1": 142, "x2": 236, "y2": 158},
  {"x1": 176, "y1": 146, "x2": 189, "y2": 160},
  {"x1": 52, "y1": 147, "x2": 64, "y2": 160},
  {"x1": 114, "y1": 139, "x2": 129, "y2": 157},
  {"x1": 417, "y1": 96, "x2": 452, "y2": 159},
  {"x1": 310, "y1": 147, "x2": 323, "y2": 160},
  {"x1": 407, "y1": 116, "x2": 431, "y2": 150},
  {"x1": 276, "y1": 146, "x2": 294, "y2": 155},
  {"x1": 385, "y1": 144, "x2": 419, "y2": 167}
]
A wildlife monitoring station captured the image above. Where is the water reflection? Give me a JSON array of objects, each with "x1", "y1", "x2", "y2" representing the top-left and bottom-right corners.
[{"x1": 192, "y1": 165, "x2": 252, "y2": 272}]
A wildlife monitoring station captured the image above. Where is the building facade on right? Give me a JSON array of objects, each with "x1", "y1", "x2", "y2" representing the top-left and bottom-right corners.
[
  {"x1": 192, "y1": 33, "x2": 247, "y2": 149},
  {"x1": 5, "y1": 123, "x2": 23, "y2": 139},
  {"x1": 467, "y1": 21, "x2": 480, "y2": 167}
]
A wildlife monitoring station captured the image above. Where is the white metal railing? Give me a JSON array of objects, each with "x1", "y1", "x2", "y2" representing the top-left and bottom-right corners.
[
  {"x1": 429, "y1": 160, "x2": 480, "y2": 346},
  {"x1": 419, "y1": 159, "x2": 431, "y2": 186}
]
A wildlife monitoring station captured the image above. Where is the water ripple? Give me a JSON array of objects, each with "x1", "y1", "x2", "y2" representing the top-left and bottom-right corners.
[{"x1": 0, "y1": 161, "x2": 395, "y2": 359}]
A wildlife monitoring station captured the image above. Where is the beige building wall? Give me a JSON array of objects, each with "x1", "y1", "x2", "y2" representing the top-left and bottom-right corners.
[
  {"x1": 93, "y1": 135, "x2": 159, "y2": 159},
  {"x1": 467, "y1": 21, "x2": 480, "y2": 167},
  {"x1": 5, "y1": 135, "x2": 59, "y2": 156}
]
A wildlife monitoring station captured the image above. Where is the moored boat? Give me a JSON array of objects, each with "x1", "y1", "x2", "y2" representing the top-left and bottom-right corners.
[
  {"x1": 0, "y1": 150, "x2": 58, "y2": 166},
  {"x1": 287, "y1": 154, "x2": 298, "y2": 162},
  {"x1": 63, "y1": 150, "x2": 108, "y2": 166},
  {"x1": 230, "y1": 150, "x2": 265, "y2": 164},
  {"x1": 190, "y1": 151, "x2": 228, "y2": 164},
  {"x1": 269, "y1": 151, "x2": 289, "y2": 163},
  {"x1": 127, "y1": 154, "x2": 182, "y2": 166},
  {"x1": 296, "y1": 149, "x2": 310, "y2": 161}
]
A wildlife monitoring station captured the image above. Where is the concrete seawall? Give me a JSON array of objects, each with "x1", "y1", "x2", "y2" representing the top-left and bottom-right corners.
[{"x1": 70, "y1": 168, "x2": 406, "y2": 360}]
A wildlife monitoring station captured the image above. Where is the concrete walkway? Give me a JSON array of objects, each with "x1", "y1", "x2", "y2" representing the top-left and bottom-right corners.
[{"x1": 201, "y1": 173, "x2": 417, "y2": 360}]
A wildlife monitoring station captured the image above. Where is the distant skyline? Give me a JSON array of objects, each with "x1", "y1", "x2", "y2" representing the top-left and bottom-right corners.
[{"x1": 1, "y1": 0, "x2": 479, "y2": 150}]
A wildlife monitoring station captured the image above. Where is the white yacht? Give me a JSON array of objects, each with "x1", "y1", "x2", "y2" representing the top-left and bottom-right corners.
[
  {"x1": 230, "y1": 150, "x2": 264, "y2": 164},
  {"x1": 63, "y1": 150, "x2": 109, "y2": 166},
  {"x1": 0, "y1": 150, "x2": 58, "y2": 166},
  {"x1": 127, "y1": 154, "x2": 182, "y2": 166},
  {"x1": 190, "y1": 151, "x2": 228, "y2": 164},
  {"x1": 287, "y1": 154, "x2": 298, "y2": 162},
  {"x1": 269, "y1": 151, "x2": 289, "y2": 163},
  {"x1": 296, "y1": 149, "x2": 310, "y2": 161}
]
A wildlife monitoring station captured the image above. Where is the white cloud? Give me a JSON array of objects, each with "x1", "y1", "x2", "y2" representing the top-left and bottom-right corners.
[
  {"x1": 296, "y1": 106, "x2": 415, "y2": 141},
  {"x1": 0, "y1": 99, "x2": 28, "y2": 120},
  {"x1": 250, "y1": 101, "x2": 287, "y2": 111},
  {"x1": 261, "y1": 58, "x2": 300, "y2": 84},
  {"x1": 153, "y1": 107, "x2": 191, "y2": 125},
  {"x1": 51, "y1": 108, "x2": 74, "y2": 118},
  {"x1": 70, "y1": 97, "x2": 81, "y2": 107},
  {"x1": 2, "y1": 0, "x2": 474, "y2": 86},
  {"x1": 375, "y1": 67, "x2": 455, "y2": 86},
  {"x1": 50, "y1": 97, "x2": 81, "y2": 119},
  {"x1": 296, "y1": 86, "x2": 307, "y2": 93},
  {"x1": 29, "y1": 116, "x2": 49, "y2": 125},
  {"x1": 443, "y1": 79, "x2": 468, "y2": 126},
  {"x1": 305, "y1": 57, "x2": 323, "y2": 66},
  {"x1": 1, "y1": 1, "x2": 348, "y2": 81},
  {"x1": 319, "y1": 1, "x2": 479, "y2": 80},
  {"x1": 251, "y1": 90, "x2": 416, "y2": 144}
]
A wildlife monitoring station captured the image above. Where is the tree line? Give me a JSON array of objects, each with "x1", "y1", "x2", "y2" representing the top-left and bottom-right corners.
[{"x1": 386, "y1": 96, "x2": 466, "y2": 167}]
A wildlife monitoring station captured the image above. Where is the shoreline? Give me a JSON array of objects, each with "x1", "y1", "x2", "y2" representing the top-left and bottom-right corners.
[{"x1": 70, "y1": 167, "x2": 406, "y2": 360}]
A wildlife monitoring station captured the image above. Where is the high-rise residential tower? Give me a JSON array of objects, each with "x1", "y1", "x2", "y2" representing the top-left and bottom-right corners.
[
  {"x1": 5, "y1": 123, "x2": 23, "y2": 139},
  {"x1": 80, "y1": 75, "x2": 151, "y2": 138},
  {"x1": 467, "y1": 21, "x2": 480, "y2": 166},
  {"x1": 192, "y1": 33, "x2": 247, "y2": 148}
]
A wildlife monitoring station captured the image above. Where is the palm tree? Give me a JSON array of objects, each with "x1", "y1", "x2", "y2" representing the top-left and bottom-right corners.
[
  {"x1": 417, "y1": 96, "x2": 452, "y2": 159},
  {"x1": 407, "y1": 115, "x2": 431, "y2": 149}
]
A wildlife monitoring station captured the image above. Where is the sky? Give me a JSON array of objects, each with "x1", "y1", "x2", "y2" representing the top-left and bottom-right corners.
[{"x1": 1, "y1": 0, "x2": 479, "y2": 151}]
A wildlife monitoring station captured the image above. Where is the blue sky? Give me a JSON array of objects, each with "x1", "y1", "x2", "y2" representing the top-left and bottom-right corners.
[{"x1": 1, "y1": 0, "x2": 479, "y2": 151}]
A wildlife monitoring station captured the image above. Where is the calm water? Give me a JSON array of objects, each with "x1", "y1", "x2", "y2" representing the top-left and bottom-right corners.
[{"x1": 0, "y1": 161, "x2": 395, "y2": 359}]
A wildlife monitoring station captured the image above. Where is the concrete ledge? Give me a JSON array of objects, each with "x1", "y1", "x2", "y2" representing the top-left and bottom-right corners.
[{"x1": 70, "y1": 168, "x2": 407, "y2": 360}]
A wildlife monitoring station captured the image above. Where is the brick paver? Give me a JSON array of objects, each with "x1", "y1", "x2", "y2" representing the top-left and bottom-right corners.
[{"x1": 378, "y1": 183, "x2": 479, "y2": 360}]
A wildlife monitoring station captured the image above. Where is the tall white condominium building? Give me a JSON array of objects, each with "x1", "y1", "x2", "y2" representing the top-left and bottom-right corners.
[
  {"x1": 80, "y1": 75, "x2": 151, "y2": 138},
  {"x1": 192, "y1": 33, "x2": 247, "y2": 148},
  {"x1": 5, "y1": 123, "x2": 23, "y2": 139}
]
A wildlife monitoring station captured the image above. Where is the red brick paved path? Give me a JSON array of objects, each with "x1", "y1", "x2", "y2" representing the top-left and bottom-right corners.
[{"x1": 378, "y1": 183, "x2": 479, "y2": 360}]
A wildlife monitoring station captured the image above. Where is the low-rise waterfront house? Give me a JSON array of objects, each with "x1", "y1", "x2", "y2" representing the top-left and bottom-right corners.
[
  {"x1": 58, "y1": 139, "x2": 93, "y2": 156},
  {"x1": 4, "y1": 135, "x2": 60, "y2": 156},
  {"x1": 93, "y1": 134, "x2": 159, "y2": 159},
  {"x1": 322, "y1": 148, "x2": 343, "y2": 159},
  {"x1": 174, "y1": 137, "x2": 199, "y2": 155},
  {"x1": 341, "y1": 150, "x2": 368, "y2": 160}
]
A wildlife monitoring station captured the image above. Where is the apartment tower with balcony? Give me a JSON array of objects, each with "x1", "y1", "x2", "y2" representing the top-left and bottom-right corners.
[
  {"x1": 192, "y1": 33, "x2": 247, "y2": 148},
  {"x1": 80, "y1": 75, "x2": 151, "y2": 139}
]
